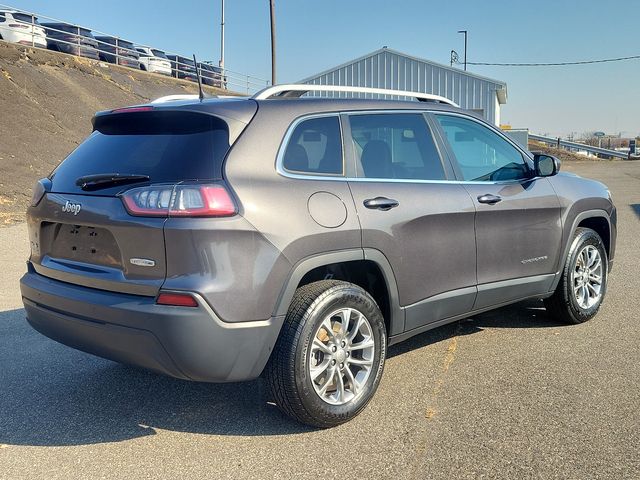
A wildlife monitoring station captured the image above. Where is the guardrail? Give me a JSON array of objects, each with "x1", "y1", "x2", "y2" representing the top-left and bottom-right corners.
[
  {"x1": 0, "y1": 3, "x2": 269, "y2": 94},
  {"x1": 529, "y1": 133, "x2": 630, "y2": 159}
]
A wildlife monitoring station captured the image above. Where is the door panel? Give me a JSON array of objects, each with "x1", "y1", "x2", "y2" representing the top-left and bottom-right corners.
[
  {"x1": 349, "y1": 182, "x2": 477, "y2": 331},
  {"x1": 432, "y1": 112, "x2": 562, "y2": 308},
  {"x1": 346, "y1": 112, "x2": 477, "y2": 332},
  {"x1": 463, "y1": 179, "x2": 562, "y2": 289}
]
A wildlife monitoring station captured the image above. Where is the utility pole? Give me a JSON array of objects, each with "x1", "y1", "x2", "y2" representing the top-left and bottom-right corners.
[
  {"x1": 269, "y1": 0, "x2": 276, "y2": 85},
  {"x1": 457, "y1": 30, "x2": 467, "y2": 71},
  {"x1": 219, "y1": 0, "x2": 225, "y2": 76}
]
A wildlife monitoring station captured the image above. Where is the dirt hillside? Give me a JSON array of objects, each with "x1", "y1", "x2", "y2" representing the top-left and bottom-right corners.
[{"x1": 0, "y1": 40, "x2": 229, "y2": 224}]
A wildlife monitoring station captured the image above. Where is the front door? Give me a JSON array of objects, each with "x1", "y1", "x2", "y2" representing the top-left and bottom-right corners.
[
  {"x1": 345, "y1": 112, "x2": 477, "y2": 333},
  {"x1": 433, "y1": 113, "x2": 562, "y2": 309}
]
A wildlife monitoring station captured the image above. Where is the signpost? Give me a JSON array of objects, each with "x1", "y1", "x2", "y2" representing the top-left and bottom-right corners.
[{"x1": 594, "y1": 131, "x2": 606, "y2": 148}]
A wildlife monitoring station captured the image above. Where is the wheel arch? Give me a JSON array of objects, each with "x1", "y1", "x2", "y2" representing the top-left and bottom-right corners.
[
  {"x1": 550, "y1": 209, "x2": 612, "y2": 292},
  {"x1": 273, "y1": 249, "x2": 404, "y2": 336}
]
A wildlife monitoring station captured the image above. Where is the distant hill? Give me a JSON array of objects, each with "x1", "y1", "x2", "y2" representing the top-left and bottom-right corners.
[{"x1": 0, "y1": 41, "x2": 227, "y2": 224}]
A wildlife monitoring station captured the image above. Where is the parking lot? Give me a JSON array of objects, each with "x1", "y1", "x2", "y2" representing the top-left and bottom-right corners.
[{"x1": 0, "y1": 161, "x2": 638, "y2": 479}]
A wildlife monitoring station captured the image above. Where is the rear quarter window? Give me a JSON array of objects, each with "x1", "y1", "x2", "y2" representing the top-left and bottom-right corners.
[{"x1": 282, "y1": 116, "x2": 343, "y2": 175}]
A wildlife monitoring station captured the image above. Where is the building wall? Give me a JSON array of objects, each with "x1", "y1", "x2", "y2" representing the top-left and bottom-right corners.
[{"x1": 301, "y1": 49, "x2": 505, "y2": 125}]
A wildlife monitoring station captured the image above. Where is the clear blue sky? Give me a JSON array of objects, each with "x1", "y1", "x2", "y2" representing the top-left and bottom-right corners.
[{"x1": 4, "y1": 0, "x2": 639, "y2": 137}]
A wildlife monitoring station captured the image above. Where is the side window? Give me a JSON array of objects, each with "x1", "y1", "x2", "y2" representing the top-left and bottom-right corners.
[
  {"x1": 435, "y1": 114, "x2": 528, "y2": 182},
  {"x1": 349, "y1": 113, "x2": 445, "y2": 180},
  {"x1": 0, "y1": 13, "x2": 5, "y2": 22},
  {"x1": 282, "y1": 116, "x2": 343, "y2": 175}
]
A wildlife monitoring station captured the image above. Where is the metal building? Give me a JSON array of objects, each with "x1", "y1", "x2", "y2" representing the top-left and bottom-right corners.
[{"x1": 299, "y1": 47, "x2": 507, "y2": 126}]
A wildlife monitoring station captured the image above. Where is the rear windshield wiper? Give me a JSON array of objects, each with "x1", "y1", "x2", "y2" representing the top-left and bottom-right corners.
[{"x1": 76, "y1": 173, "x2": 150, "y2": 191}]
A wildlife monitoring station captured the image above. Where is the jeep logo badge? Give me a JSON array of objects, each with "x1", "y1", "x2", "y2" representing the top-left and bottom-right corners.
[{"x1": 62, "y1": 201, "x2": 82, "y2": 215}]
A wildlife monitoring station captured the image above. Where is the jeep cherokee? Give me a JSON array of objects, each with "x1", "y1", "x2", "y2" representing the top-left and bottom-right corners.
[{"x1": 20, "y1": 84, "x2": 617, "y2": 427}]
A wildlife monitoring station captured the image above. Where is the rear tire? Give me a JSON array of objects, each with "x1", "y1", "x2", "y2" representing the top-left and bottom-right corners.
[
  {"x1": 266, "y1": 280, "x2": 386, "y2": 428},
  {"x1": 544, "y1": 227, "x2": 607, "y2": 324}
]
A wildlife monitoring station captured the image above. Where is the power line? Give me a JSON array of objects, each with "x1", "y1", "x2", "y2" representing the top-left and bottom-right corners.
[{"x1": 454, "y1": 54, "x2": 640, "y2": 67}]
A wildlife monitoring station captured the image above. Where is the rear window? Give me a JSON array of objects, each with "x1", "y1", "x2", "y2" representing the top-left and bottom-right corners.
[
  {"x1": 50, "y1": 112, "x2": 230, "y2": 195},
  {"x1": 151, "y1": 49, "x2": 167, "y2": 58},
  {"x1": 46, "y1": 24, "x2": 90, "y2": 35},
  {"x1": 13, "y1": 13, "x2": 37, "y2": 23}
]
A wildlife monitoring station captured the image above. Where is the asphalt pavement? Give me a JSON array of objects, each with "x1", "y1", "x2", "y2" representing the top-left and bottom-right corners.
[{"x1": 0, "y1": 161, "x2": 638, "y2": 479}]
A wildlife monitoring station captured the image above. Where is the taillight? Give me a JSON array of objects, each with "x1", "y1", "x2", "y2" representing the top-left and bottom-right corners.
[
  {"x1": 121, "y1": 183, "x2": 236, "y2": 218},
  {"x1": 156, "y1": 292, "x2": 198, "y2": 307}
]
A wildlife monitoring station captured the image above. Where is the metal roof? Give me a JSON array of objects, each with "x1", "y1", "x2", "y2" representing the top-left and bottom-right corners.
[
  {"x1": 299, "y1": 47, "x2": 508, "y2": 104},
  {"x1": 300, "y1": 47, "x2": 506, "y2": 87}
]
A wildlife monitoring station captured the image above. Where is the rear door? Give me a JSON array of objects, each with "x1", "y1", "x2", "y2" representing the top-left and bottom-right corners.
[
  {"x1": 345, "y1": 112, "x2": 477, "y2": 334},
  {"x1": 27, "y1": 109, "x2": 240, "y2": 296},
  {"x1": 433, "y1": 113, "x2": 562, "y2": 309}
]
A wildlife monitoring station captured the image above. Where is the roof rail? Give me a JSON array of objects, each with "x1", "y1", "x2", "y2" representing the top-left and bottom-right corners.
[{"x1": 252, "y1": 84, "x2": 458, "y2": 106}]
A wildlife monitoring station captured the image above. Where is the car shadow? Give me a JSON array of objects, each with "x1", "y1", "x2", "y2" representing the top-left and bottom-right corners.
[
  {"x1": 630, "y1": 204, "x2": 640, "y2": 219},
  {"x1": 388, "y1": 298, "x2": 563, "y2": 358},
  {"x1": 0, "y1": 299, "x2": 562, "y2": 447}
]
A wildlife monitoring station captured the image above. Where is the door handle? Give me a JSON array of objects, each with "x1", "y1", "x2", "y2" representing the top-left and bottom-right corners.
[
  {"x1": 363, "y1": 197, "x2": 399, "y2": 211},
  {"x1": 477, "y1": 194, "x2": 502, "y2": 205}
]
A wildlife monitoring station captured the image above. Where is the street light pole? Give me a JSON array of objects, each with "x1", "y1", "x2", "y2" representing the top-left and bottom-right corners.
[
  {"x1": 269, "y1": 0, "x2": 276, "y2": 85},
  {"x1": 457, "y1": 30, "x2": 467, "y2": 71}
]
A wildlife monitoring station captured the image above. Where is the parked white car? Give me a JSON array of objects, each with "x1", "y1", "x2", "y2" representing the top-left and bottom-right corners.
[
  {"x1": 0, "y1": 10, "x2": 47, "y2": 48},
  {"x1": 135, "y1": 46, "x2": 172, "y2": 76}
]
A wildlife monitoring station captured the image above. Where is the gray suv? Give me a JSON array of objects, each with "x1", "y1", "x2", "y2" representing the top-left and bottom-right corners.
[{"x1": 20, "y1": 85, "x2": 617, "y2": 427}]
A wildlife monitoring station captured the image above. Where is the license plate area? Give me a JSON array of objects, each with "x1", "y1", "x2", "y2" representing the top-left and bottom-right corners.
[{"x1": 44, "y1": 222, "x2": 122, "y2": 268}]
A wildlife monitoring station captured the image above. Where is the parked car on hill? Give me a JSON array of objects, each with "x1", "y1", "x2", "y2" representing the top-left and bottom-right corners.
[
  {"x1": 198, "y1": 62, "x2": 225, "y2": 88},
  {"x1": 0, "y1": 10, "x2": 47, "y2": 48},
  {"x1": 95, "y1": 35, "x2": 140, "y2": 69},
  {"x1": 21, "y1": 84, "x2": 617, "y2": 428},
  {"x1": 41, "y1": 22, "x2": 99, "y2": 60},
  {"x1": 166, "y1": 54, "x2": 197, "y2": 82},
  {"x1": 135, "y1": 46, "x2": 171, "y2": 76}
]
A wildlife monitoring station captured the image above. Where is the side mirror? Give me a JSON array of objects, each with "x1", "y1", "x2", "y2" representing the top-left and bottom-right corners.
[{"x1": 533, "y1": 153, "x2": 560, "y2": 177}]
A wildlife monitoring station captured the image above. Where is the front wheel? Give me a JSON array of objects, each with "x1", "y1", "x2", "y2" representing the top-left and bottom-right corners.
[
  {"x1": 266, "y1": 280, "x2": 386, "y2": 428},
  {"x1": 544, "y1": 227, "x2": 608, "y2": 324}
]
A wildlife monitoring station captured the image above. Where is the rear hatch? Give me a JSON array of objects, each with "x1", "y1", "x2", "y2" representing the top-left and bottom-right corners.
[{"x1": 27, "y1": 104, "x2": 256, "y2": 297}]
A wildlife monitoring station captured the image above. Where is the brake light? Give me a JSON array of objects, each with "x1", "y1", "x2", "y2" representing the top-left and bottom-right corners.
[
  {"x1": 121, "y1": 184, "x2": 236, "y2": 218},
  {"x1": 156, "y1": 292, "x2": 198, "y2": 307},
  {"x1": 111, "y1": 106, "x2": 154, "y2": 114}
]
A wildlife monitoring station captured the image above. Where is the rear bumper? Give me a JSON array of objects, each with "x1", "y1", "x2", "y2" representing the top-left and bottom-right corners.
[
  {"x1": 116, "y1": 58, "x2": 140, "y2": 68},
  {"x1": 3, "y1": 31, "x2": 47, "y2": 47},
  {"x1": 58, "y1": 43, "x2": 99, "y2": 59},
  {"x1": 20, "y1": 266, "x2": 284, "y2": 382}
]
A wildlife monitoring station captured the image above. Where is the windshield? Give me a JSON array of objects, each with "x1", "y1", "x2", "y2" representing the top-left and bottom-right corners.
[{"x1": 50, "y1": 112, "x2": 230, "y2": 195}]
